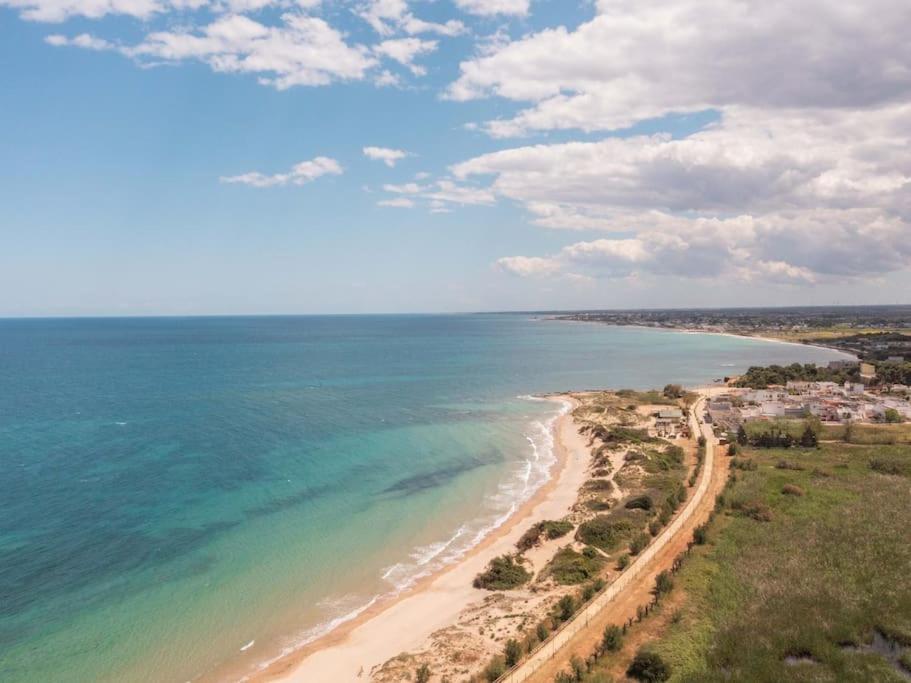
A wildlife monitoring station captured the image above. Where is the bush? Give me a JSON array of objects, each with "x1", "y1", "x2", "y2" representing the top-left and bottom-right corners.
[
  {"x1": 483, "y1": 656, "x2": 506, "y2": 682},
  {"x1": 625, "y1": 494, "x2": 654, "y2": 511},
  {"x1": 585, "y1": 479, "x2": 615, "y2": 492},
  {"x1": 557, "y1": 594, "x2": 576, "y2": 621},
  {"x1": 693, "y1": 523, "x2": 708, "y2": 545},
  {"x1": 570, "y1": 654, "x2": 586, "y2": 680},
  {"x1": 663, "y1": 384, "x2": 685, "y2": 399},
  {"x1": 415, "y1": 663, "x2": 431, "y2": 683},
  {"x1": 473, "y1": 555, "x2": 532, "y2": 590},
  {"x1": 536, "y1": 621, "x2": 550, "y2": 643},
  {"x1": 517, "y1": 520, "x2": 574, "y2": 551},
  {"x1": 629, "y1": 532, "x2": 651, "y2": 555},
  {"x1": 576, "y1": 515, "x2": 638, "y2": 551},
  {"x1": 602, "y1": 624, "x2": 623, "y2": 652},
  {"x1": 870, "y1": 457, "x2": 909, "y2": 476},
  {"x1": 776, "y1": 459, "x2": 804, "y2": 471},
  {"x1": 782, "y1": 484, "x2": 805, "y2": 496},
  {"x1": 547, "y1": 547, "x2": 605, "y2": 585},
  {"x1": 885, "y1": 408, "x2": 903, "y2": 423},
  {"x1": 616, "y1": 553, "x2": 630, "y2": 570},
  {"x1": 649, "y1": 520, "x2": 662, "y2": 536},
  {"x1": 504, "y1": 638, "x2": 522, "y2": 667},
  {"x1": 739, "y1": 500, "x2": 773, "y2": 522},
  {"x1": 653, "y1": 570, "x2": 674, "y2": 597},
  {"x1": 626, "y1": 649, "x2": 671, "y2": 682}
]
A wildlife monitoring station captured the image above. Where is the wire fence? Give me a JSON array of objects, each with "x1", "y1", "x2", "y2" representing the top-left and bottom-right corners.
[{"x1": 497, "y1": 398, "x2": 714, "y2": 683}]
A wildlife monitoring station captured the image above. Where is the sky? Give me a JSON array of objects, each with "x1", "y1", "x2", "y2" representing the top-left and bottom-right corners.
[{"x1": 1, "y1": 0, "x2": 910, "y2": 316}]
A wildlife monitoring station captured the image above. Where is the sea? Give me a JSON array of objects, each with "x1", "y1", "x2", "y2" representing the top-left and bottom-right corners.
[{"x1": 0, "y1": 315, "x2": 849, "y2": 682}]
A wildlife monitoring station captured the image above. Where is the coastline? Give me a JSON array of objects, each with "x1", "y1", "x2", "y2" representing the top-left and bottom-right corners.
[
  {"x1": 248, "y1": 395, "x2": 589, "y2": 683},
  {"x1": 554, "y1": 318, "x2": 858, "y2": 361}
]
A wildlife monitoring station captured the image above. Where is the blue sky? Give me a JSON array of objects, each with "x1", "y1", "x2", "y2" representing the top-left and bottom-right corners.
[{"x1": 2, "y1": 0, "x2": 910, "y2": 316}]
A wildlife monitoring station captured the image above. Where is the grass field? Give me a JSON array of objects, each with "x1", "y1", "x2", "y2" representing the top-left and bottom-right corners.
[
  {"x1": 627, "y1": 441, "x2": 911, "y2": 682},
  {"x1": 820, "y1": 422, "x2": 911, "y2": 445}
]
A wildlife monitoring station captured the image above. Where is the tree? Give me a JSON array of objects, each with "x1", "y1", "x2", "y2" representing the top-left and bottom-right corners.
[
  {"x1": 557, "y1": 594, "x2": 576, "y2": 621},
  {"x1": 415, "y1": 663, "x2": 431, "y2": 683},
  {"x1": 800, "y1": 424, "x2": 818, "y2": 448},
  {"x1": 653, "y1": 570, "x2": 674, "y2": 597},
  {"x1": 504, "y1": 638, "x2": 522, "y2": 667},
  {"x1": 536, "y1": 621, "x2": 550, "y2": 642},
  {"x1": 885, "y1": 408, "x2": 903, "y2": 423},
  {"x1": 627, "y1": 649, "x2": 671, "y2": 682},
  {"x1": 602, "y1": 624, "x2": 623, "y2": 652},
  {"x1": 663, "y1": 384, "x2": 684, "y2": 399},
  {"x1": 737, "y1": 425, "x2": 748, "y2": 446}
]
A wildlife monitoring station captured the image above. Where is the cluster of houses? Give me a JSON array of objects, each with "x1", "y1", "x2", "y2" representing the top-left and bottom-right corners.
[{"x1": 706, "y1": 381, "x2": 911, "y2": 430}]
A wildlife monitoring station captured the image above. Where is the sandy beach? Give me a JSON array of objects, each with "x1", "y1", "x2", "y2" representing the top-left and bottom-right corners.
[{"x1": 252, "y1": 396, "x2": 591, "y2": 683}]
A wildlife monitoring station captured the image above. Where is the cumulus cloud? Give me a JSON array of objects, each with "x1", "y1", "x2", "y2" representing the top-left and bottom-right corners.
[
  {"x1": 448, "y1": 0, "x2": 911, "y2": 136},
  {"x1": 456, "y1": 103, "x2": 911, "y2": 285},
  {"x1": 5, "y1": 0, "x2": 164, "y2": 22},
  {"x1": 496, "y1": 255, "x2": 559, "y2": 277},
  {"x1": 363, "y1": 146, "x2": 409, "y2": 167},
  {"x1": 373, "y1": 37, "x2": 437, "y2": 75},
  {"x1": 374, "y1": 178, "x2": 495, "y2": 210},
  {"x1": 220, "y1": 156, "x2": 342, "y2": 187},
  {"x1": 45, "y1": 14, "x2": 377, "y2": 89},
  {"x1": 357, "y1": 0, "x2": 464, "y2": 37},
  {"x1": 453, "y1": 0, "x2": 528, "y2": 17}
]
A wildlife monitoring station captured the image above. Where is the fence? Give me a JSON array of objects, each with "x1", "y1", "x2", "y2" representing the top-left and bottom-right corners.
[{"x1": 497, "y1": 397, "x2": 714, "y2": 683}]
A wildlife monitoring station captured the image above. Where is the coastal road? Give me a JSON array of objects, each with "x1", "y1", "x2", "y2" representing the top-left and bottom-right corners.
[{"x1": 499, "y1": 393, "x2": 722, "y2": 683}]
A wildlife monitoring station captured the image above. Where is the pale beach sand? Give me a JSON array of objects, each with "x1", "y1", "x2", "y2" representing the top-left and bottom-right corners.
[{"x1": 252, "y1": 396, "x2": 591, "y2": 683}]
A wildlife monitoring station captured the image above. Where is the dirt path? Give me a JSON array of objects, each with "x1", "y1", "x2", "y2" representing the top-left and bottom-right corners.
[{"x1": 520, "y1": 394, "x2": 730, "y2": 683}]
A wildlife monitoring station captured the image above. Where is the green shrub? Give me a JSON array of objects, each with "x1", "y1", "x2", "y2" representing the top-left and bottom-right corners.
[
  {"x1": 570, "y1": 654, "x2": 586, "y2": 680},
  {"x1": 870, "y1": 457, "x2": 909, "y2": 476},
  {"x1": 504, "y1": 638, "x2": 522, "y2": 667},
  {"x1": 626, "y1": 649, "x2": 671, "y2": 681},
  {"x1": 585, "y1": 479, "x2": 615, "y2": 492},
  {"x1": 483, "y1": 655, "x2": 506, "y2": 682},
  {"x1": 576, "y1": 515, "x2": 638, "y2": 551},
  {"x1": 616, "y1": 553, "x2": 630, "y2": 570},
  {"x1": 517, "y1": 520, "x2": 574, "y2": 551},
  {"x1": 693, "y1": 523, "x2": 708, "y2": 545},
  {"x1": 602, "y1": 624, "x2": 623, "y2": 652},
  {"x1": 649, "y1": 520, "x2": 662, "y2": 536},
  {"x1": 629, "y1": 532, "x2": 651, "y2": 555},
  {"x1": 547, "y1": 547, "x2": 605, "y2": 585},
  {"x1": 536, "y1": 621, "x2": 549, "y2": 642},
  {"x1": 557, "y1": 594, "x2": 576, "y2": 621},
  {"x1": 473, "y1": 555, "x2": 532, "y2": 590},
  {"x1": 625, "y1": 494, "x2": 654, "y2": 511},
  {"x1": 653, "y1": 570, "x2": 674, "y2": 597}
]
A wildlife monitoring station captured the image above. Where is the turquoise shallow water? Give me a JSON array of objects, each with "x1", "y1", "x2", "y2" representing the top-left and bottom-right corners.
[{"x1": 0, "y1": 315, "x2": 847, "y2": 682}]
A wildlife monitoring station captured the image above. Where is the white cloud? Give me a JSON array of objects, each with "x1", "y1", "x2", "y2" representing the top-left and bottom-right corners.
[
  {"x1": 4, "y1": 0, "x2": 162, "y2": 21},
  {"x1": 383, "y1": 182, "x2": 426, "y2": 193},
  {"x1": 220, "y1": 156, "x2": 342, "y2": 187},
  {"x1": 363, "y1": 146, "x2": 409, "y2": 167},
  {"x1": 374, "y1": 37, "x2": 436, "y2": 75},
  {"x1": 43, "y1": 14, "x2": 376, "y2": 90},
  {"x1": 357, "y1": 0, "x2": 464, "y2": 37},
  {"x1": 448, "y1": 0, "x2": 911, "y2": 136},
  {"x1": 45, "y1": 33, "x2": 114, "y2": 50},
  {"x1": 378, "y1": 197, "x2": 415, "y2": 208},
  {"x1": 496, "y1": 255, "x2": 559, "y2": 277},
  {"x1": 454, "y1": 0, "x2": 528, "y2": 17}
]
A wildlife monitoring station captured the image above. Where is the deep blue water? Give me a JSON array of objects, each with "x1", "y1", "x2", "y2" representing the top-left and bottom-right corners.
[{"x1": 0, "y1": 315, "x2": 847, "y2": 682}]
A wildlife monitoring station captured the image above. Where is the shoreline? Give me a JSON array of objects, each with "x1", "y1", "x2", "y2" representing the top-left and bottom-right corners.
[
  {"x1": 553, "y1": 318, "x2": 858, "y2": 361},
  {"x1": 247, "y1": 395, "x2": 588, "y2": 683}
]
